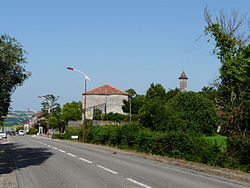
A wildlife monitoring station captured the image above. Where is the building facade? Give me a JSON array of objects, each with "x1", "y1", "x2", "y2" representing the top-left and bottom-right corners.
[{"x1": 83, "y1": 84, "x2": 128, "y2": 119}]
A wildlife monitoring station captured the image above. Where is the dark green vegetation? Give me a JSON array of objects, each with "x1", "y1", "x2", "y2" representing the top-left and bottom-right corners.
[
  {"x1": 26, "y1": 128, "x2": 38, "y2": 135},
  {"x1": 0, "y1": 34, "x2": 30, "y2": 124}
]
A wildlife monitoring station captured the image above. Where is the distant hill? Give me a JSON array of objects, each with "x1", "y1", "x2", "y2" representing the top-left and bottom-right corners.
[{"x1": 3, "y1": 111, "x2": 35, "y2": 126}]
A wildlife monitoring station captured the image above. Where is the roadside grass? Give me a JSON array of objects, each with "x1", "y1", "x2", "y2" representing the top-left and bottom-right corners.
[{"x1": 205, "y1": 135, "x2": 227, "y2": 151}]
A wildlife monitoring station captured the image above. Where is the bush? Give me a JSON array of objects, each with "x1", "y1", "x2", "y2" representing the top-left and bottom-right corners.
[
  {"x1": 86, "y1": 124, "x2": 210, "y2": 162},
  {"x1": 205, "y1": 136, "x2": 227, "y2": 151},
  {"x1": 86, "y1": 123, "x2": 249, "y2": 172},
  {"x1": 26, "y1": 128, "x2": 38, "y2": 135},
  {"x1": 52, "y1": 133, "x2": 65, "y2": 139},
  {"x1": 64, "y1": 126, "x2": 82, "y2": 140},
  {"x1": 227, "y1": 136, "x2": 250, "y2": 172}
]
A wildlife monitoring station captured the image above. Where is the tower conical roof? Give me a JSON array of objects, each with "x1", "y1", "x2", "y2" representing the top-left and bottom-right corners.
[{"x1": 179, "y1": 71, "x2": 188, "y2": 79}]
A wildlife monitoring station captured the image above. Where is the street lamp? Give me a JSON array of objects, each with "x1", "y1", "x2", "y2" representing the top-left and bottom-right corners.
[{"x1": 66, "y1": 67, "x2": 90, "y2": 142}]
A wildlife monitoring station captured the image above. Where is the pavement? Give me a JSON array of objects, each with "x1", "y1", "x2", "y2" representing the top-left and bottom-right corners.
[{"x1": 0, "y1": 137, "x2": 18, "y2": 188}]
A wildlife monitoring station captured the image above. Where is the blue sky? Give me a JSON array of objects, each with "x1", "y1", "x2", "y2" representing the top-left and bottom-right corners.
[{"x1": 1, "y1": 0, "x2": 249, "y2": 111}]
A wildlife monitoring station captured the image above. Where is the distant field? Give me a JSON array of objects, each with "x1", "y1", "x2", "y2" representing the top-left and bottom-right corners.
[
  {"x1": 3, "y1": 111, "x2": 34, "y2": 126},
  {"x1": 205, "y1": 136, "x2": 227, "y2": 151}
]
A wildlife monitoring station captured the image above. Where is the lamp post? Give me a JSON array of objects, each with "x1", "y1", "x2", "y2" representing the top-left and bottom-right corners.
[{"x1": 66, "y1": 67, "x2": 90, "y2": 142}]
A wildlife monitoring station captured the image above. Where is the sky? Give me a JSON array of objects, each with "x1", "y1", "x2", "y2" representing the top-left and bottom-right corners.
[{"x1": 1, "y1": 0, "x2": 249, "y2": 112}]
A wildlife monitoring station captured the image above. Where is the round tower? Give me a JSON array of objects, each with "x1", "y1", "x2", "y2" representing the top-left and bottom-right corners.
[{"x1": 179, "y1": 71, "x2": 188, "y2": 92}]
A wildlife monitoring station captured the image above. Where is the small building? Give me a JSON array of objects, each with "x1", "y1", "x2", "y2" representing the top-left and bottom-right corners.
[{"x1": 83, "y1": 84, "x2": 128, "y2": 119}]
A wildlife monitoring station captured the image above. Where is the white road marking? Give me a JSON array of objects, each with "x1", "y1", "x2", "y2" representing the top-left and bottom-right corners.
[
  {"x1": 127, "y1": 178, "x2": 152, "y2": 188},
  {"x1": 78, "y1": 158, "x2": 93, "y2": 164},
  {"x1": 59, "y1": 149, "x2": 66, "y2": 153},
  {"x1": 97, "y1": 165, "x2": 118, "y2": 174},
  {"x1": 52, "y1": 147, "x2": 58, "y2": 150},
  {"x1": 67, "y1": 153, "x2": 77, "y2": 157},
  {"x1": 47, "y1": 145, "x2": 52, "y2": 147}
]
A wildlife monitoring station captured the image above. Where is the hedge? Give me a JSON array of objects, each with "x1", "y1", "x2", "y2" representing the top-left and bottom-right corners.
[{"x1": 86, "y1": 124, "x2": 249, "y2": 172}]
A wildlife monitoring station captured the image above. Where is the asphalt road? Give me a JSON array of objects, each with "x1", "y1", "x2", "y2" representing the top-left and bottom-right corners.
[{"x1": 8, "y1": 135, "x2": 249, "y2": 188}]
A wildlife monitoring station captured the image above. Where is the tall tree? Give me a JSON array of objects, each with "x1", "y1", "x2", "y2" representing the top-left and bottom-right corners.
[
  {"x1": 122, "y1": 89, "x2": 144, "y2": 114},
  {"x1": 145, "y1": 83, "x2": 166, "y2": 100},
  {"x1": 139, "y1": 83, "x2": 167, "y2": 131},
  {"x1": 61, "y1": 101, "x2": 82, "y2": 122},
  {"x1": 0, "y1": 34, "x2": 30, "y2": 122},
  {"x1": 40, "y1": 94, "x2": 60, "y2": 116},
  {"x1": 204, "y1": 7, "x2": 250, "y2": 136}
]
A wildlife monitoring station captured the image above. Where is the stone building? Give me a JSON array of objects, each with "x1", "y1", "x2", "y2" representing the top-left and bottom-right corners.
[
  {"x1": 179, "y1": 71, "x2": 188, "y2": 92},
  {"x1": 83, "y1": 84, "x2": 128, "y2": 119}
]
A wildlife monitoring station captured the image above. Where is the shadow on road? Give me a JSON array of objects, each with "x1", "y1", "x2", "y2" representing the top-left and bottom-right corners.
[{"x1": 0, "y1": 143, "x2": 53, "y2": 175}]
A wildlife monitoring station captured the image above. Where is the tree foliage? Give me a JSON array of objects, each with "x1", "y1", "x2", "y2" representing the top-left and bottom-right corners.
[
  {"x1": 145, "y1": 83, "x2": 166, "y2": 100},
  {"x1": 139, "y1": 83, "x2": 168, "y2": 131},
  {"x1": 48, "y1": 116, "x2": 59, "y2": 129},
  {"x1": 122, "y1": 88, "x2": 144, "y2": 114},
  {"x1": 165, "y1": 92, "x2": 218, "y2": 135},
  {"x1": 40, "y1": 94, "x2": 60, "y2": 116},
  {"x1": 61, "y1": 101, "x2": 82, "y2": 122},
  {"x1": 0, "y1": 34, "x2": 30, "y2": 121},
  {"x1": 204, "y1": 7, "x2": 250, "y2": 136}
]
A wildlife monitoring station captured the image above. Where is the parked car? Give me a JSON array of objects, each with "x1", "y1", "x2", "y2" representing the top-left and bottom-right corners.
[
  {"x1": 18, "y1": 130, "x2": 24, "y2": 136},
  {"x1": 10, "y1": 131, "x2": 16, "y2": 136},
  {"x1": 0, "y1": 131, "x2": 7, "y2": 138}
]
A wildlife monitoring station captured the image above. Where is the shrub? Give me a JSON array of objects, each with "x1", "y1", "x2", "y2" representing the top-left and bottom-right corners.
[
  {"x1": 26, "y1": 128, "x2": 38, "y2": 135},
  {"x1": 227, "y1": 136, "x2": 250, "y2": 172},
  {"x1": 52, "y1": 133, "x2": 65, "y2": 139},
  {"x1": 85, "y1": 123, "x2": 249, "y2": 172},
  {"x1": 205, "y1": 136, "x2": 227, "y2": 151},
  {"x1": 64, "y1": 126, "x2": 82, "y2": 140}
]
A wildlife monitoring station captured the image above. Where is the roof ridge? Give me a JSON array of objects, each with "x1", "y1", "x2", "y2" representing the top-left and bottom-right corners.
[{"x1": 84, "y1": 84, "x2": 128, "y2": 95}]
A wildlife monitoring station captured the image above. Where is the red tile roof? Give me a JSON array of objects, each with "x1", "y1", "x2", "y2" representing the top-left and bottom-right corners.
[
  {"x1": 32, "y1": 112, "x2": 45, "y2": 117},
  {"x1": 84, "y1": 84, "x2": 128, "y2": 95}
]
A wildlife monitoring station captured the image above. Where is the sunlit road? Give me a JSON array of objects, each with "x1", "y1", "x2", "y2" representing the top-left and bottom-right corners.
[{"x1": 8, "y1": 136, "x2": 249, "y2": 188}]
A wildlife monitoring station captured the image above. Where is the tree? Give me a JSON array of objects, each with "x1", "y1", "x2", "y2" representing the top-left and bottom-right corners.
[
  {"x1": 165, "y1": 88, "x2": 180, "y2": 102},
  {"x1": 0, "y1": 34, "x2": 30, "y2": 121},
  {"x1": 139, "y1": 97, "x2": 168, "y2": 131},
  {"x1": 61, "y1": 101, "x2": 82, "y2": 122},
  {"x1": 39, "y1": 94, "x2": 60, "y2": 133},
  {"x1": 199, "y1": 86, "x2": 218, "y2": 104},
  {"x1": 122, "y1": 89, "x2": 144, "y2": 114},
  {"x1": 48, "y1": 116, "x2": 59, "y2": 129},
  {"x1": 139, "y1": 84, "x2": 168, "y2": 131},
  {"x1": 145, "y1": 83, "x2": 166, "y2": 100},
  {"x1": 40, "y1": 94, "x2": 60, "y2": 116},
  {"x1": 204, "y1": 7, "x2": 250, "y2": 136},
  {"x1": 165, "y1": 92, "x2": 218, "y2": 135}
]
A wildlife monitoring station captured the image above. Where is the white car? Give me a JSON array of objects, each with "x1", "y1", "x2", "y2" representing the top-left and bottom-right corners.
[
  {"x1": 18, "y1": 130, "x2": 24, "y2": 136},
  {"x1": 0, "y1": 131, "x2": 7, "y2": 138}
]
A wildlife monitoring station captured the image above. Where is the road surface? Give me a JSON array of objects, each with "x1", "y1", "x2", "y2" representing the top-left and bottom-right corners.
[{"x1": 8, "y1": 135, "x2": 249, "y2": 188}]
